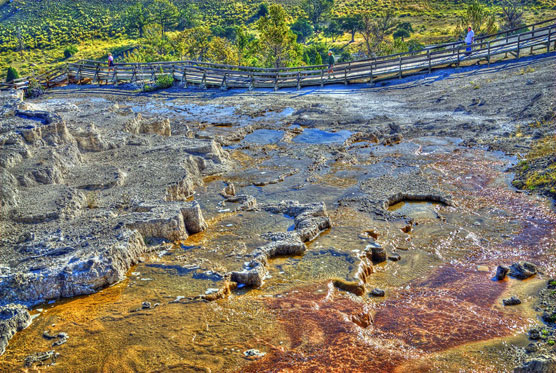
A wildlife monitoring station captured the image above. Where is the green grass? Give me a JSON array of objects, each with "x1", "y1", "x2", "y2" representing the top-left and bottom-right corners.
[{"x1": 1, "y1": 0, "x2": 555, "y2": 78}]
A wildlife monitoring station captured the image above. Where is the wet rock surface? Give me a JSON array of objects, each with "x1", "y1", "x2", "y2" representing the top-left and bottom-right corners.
[
  {"x1": 0, "y1": 55, "x2": 555, "y2": 371},
  {"x1": 0, "y1": 304, "x2": 31, "y2": 355}
]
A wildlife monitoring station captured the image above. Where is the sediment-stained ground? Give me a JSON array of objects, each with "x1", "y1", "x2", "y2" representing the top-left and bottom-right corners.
[{"x1": 0, "y1": 53, "x2": 555, "y2": 372}]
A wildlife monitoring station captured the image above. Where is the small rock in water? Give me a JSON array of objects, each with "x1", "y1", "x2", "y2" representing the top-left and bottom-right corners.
[
  {"x1": 52, "y1": 332, "x2": 69, "y2": 347},
  {"x1": 205, "y1": 288, "x2": 219, "y2": 295},
  {"x1": 371, "y1": 247, "x2": 387, "y2": 263},
  {"x1": 503, "y1": 296, "x2": 521, "y2": 306},
  {"x1": 24, "y1": 350, "x2": 59, "y2": 367},
  {"x1": 141, "y1": 301, "x2": 152, "y2": 309},
  {"x1": 495, "y1": 265, "x2": 509, "y2": 280},
  {"x1": 243, "y1": 349, "x2": 266, "y2": 360},
  {"x1": 388, "y1": 253, "x2": 401, "y2": 262},
  {"x1": 509, "y1": 262, "x2": 537, "y2": 280},
  {"x1": 371, "y1": 288, "x2": 385, "y2": 297}
]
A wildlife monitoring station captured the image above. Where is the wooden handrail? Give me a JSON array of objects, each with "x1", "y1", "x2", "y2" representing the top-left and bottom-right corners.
[{"x1": 3, "y1": 17, "x2": 555, "y2": 91}]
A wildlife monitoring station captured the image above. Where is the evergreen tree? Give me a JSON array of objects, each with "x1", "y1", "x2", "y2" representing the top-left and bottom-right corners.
[
  {"x1": 339, "y1": 15, "x2": 362, "y2": 43},
  {"x1": 125, "y1": 3, "x2": 150, "y2": 38},
  {"x1": 257, "y1": 4, "x2": 301, "y2": 68},
  {"x1": 149, "y1": 0, "x2": 179, "y2": 36},
  {"x1": 302, "y1": 0, "x2": 334, "y2": 31},
  {"x1": 291, "y1": 18, "x2": 314, "y2": 43},
  {"x1": 6, "y1": 67, "x2": 19, "y2": 83}
]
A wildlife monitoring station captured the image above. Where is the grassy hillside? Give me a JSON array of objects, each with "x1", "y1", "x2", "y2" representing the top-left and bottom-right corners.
[{"x1": 1, "y1": 0, "x2": 555, "y2": 78}]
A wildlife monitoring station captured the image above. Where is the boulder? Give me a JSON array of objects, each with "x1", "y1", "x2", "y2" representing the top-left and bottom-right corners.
[
  {"x1": 503, "y1": 296, "x2": 521, "y2": 306},
  {"x1": 495, "y1": 265, "x2": 510, "y2": 280},
  {"x1": 509, "y1": 262, "x2": 537, "y2": 280},
  {"x1": 230, "y1": 260, "x2": 267, "y2": 288},
  {"x1": 366, "y1": 245, "x2": 387, "y2": 263}
]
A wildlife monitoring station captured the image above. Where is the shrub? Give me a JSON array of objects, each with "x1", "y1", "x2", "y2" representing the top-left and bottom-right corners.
[
  {"x1": 6, "y1": 66, "x2": 19, "y2": 82},
  {"x1": 63, "y1": 45, "x2": 78, "y2": 59},
  {"x1": 155, "y1": 74, "x2": 174, "y2": 89},
  {"x1": 143, "y1": 74, "x2": 174, "y2": 92},
  {"x1": 25, "y1": 77, "x2": 44, "y2": 98}
]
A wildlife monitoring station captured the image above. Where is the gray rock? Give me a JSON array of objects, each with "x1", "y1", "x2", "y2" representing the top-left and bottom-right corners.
[
  {"x1": 371, "y1": 288, "x2": 385, "y2": 297},
  {"x1": 24, "y1": 350, "x2": 59, "y2": 367},
  {"x1": 369, "y1": 246, "x2": 387, "y2": 263},
  {"x1": 495, "y1": 265, "x2": 510, "y2": 280},
  {"x1": 142, "y1": 301, "x2": 152, "y2": 309},
  {"x1": 388, "y1": 252, "x2": 401, "y2": 262},
  {"x1": 0, "y1": 304, "x2": 31, "y2": 356},
  {"x1": 503, "y1": 296, "x2": 521, "y2": 306},
  {"x1": 226, "y1": 194, "x2": 257, "y2": 211},
  {"x1": 243, "y1": 349, "x2": 266, "y2": 359},
  {"x1": 514, "y1": 356, "x2": 556, "y2": 373},
  {"x1": 509, "y1": 262, "x2": 537, "y2": 280},
  {"x1": 51, "y1": 332, "x2": 69, "y2": 347},
  {"x1": 230, "y1": 260, "x2": 267, "y2": 288}
]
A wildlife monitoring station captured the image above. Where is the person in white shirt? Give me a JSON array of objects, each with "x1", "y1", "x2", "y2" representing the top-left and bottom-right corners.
[{"x1": 465, "y1": 26, "x2": 475, "y2": 55}]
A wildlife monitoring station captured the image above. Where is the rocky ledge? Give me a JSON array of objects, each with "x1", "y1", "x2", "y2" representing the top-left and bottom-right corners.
[
  {"x1": 231, "y1": 200, "x2": 331, "y2": 287},
  {"x1": 0, "y1": 89, "x2": 231, "y2": 308},
  {"x1": 0, "y1": 304, "x2": 31, "y2": 356}
]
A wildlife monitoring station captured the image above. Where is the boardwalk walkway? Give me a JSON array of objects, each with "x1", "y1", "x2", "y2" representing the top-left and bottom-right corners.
[{"x1": 2, "y1": 17, "x2": 555, "y2": 91}]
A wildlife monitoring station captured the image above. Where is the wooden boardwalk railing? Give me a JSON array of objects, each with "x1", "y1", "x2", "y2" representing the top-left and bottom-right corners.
[{"x1": 2, "y1": 17, "x2": 555, "y2": 91}]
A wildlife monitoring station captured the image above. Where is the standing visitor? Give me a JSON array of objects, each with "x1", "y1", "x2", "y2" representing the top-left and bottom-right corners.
[
  {"x1": 327, "y1": 50, "x2": 335, "y2": 76},
  {"x1": 465, "y1": 26, "x2": 474, "y2": 56},
  {"x1": 108, "y1": 53, "x2": 114, "y2": 72}
]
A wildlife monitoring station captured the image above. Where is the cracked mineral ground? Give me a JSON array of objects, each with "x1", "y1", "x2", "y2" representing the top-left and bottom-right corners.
[{"x1": 1, "y1": 54, "x2": 555, "y2": 372}]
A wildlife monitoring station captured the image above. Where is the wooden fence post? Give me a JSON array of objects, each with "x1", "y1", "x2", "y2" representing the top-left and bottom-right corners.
[
  {"x1": 221, "y1": 73, "x2": 227, "y2": 90},
  {"x1": 201, "y1": 70, "x2": 207, "y2": 89},
  {"x1": 320, "y1": 69, "x2": 324, "y2": 87},
  {"x1": 457, "y1": 46, "x2": 460, "y2": 67},
  {"x1": 427, "y1": 49, "x2": 431, "y2": 73},
  {"x1": 516, "y1": 34, "x2": 521, "y2": 58},
  {"x1": 249, "y1": 72, "x2": 254, "y2": 91},
  {"x1": 548, "y1": 27, "x2": 553, "y2": 53},
  {"x1": 112, "y1": 66, "x2": 118, "y2": 84},
  {"x1": 530, "y1": 27, "x2": 535, "y2": 55},
  {"x1": 398, "y1": 56, "x2": 402, "y2": 78},
  {"x1": 274, "y1": 71, "x2": 279, "y2": 91},
  {"x1": 344, "y1": 63, "x2": 349, "y2": 85},
  {"x1": 182, "y1": 67, "x2": 188, "y2": 88},
  {"x1": 297, "y1": 71, "x2": 301, "y2": 90},
  {"x1": 505, "y1": 32, "x2": 509, "y2": 58},
  {"x1": 369, "y1": 62, "x2": 373, "y2": 84},
  {"x1": 77, "y1": 62, "x2": 83, "y2": 83},
  {"x1": 131, "y1": 66, "x2": 137, "y2": 83},
  {"x1": 487, "y1": 41, "x2": 491, "y2": 66}
]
